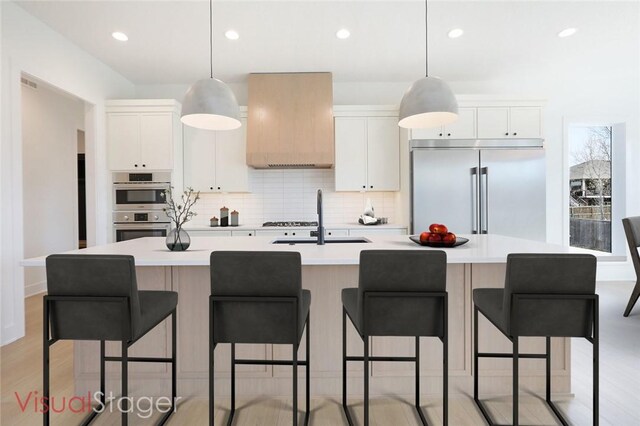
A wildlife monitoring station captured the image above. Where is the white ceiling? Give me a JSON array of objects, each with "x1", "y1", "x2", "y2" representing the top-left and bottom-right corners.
[{"x1": 14, "y1": 1, "x2": 640, "y2": 85}]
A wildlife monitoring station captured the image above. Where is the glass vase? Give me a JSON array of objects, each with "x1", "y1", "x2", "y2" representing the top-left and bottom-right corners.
[{"x1": 166, "y1": 227, "x2": 191, "y2": 251}]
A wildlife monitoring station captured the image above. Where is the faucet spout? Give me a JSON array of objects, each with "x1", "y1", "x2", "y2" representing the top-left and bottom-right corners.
[{"x1": 317, "y1": 189, "x2": 325, "y2": 245}]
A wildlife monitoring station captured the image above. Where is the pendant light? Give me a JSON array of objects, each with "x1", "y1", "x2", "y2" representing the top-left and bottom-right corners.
[
  {"x1": 181, "y1": 0, "x2": 241, "y2": 130},
  {"x1": 398, "y1": 0, "x2": 458, "y2": 129}
]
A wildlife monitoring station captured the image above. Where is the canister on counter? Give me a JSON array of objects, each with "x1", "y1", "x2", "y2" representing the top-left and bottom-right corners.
[
  {"x1": 230, "y1": 210, "x2": 239, "y2": 226},
  {"x1": 220, "y1": 206, "x2": 229, "y2": 227},
  {"x1": 210, "y1": 216, "x2": 219, "y2": 227}
]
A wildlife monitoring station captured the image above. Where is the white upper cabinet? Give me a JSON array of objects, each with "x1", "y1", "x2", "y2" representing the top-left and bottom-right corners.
[
  {"x1": 366, "y1": 117, "x2": 400, "y2": 191},
  {"x1": 509, "y1": 107, "x2": 542, "y2": 138},
  {"x1": 477, "y1": 107, "x2": 510, "y2": 139},
  {"x1": 107, "y1": 100, "x2": 181, "y2": 171},
  {"x1": 183, "y1": 118, "x2": 249, "y2": 193},
  {"x1": 334, "y1": 115, "x2": 399, "y2": 192},
  {"x1": 334, "y1": 117, "x2": 368, "y2": 191},
  {"x1": 477, "y1": 106, "x2": 542, "y2": 139},
  {"x1": 411, "y1": 107, "x2": 477, "y2": 139}
]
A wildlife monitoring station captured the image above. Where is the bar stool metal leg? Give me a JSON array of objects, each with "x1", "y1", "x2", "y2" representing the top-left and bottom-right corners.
[
  {"x1": 342, "y1": 307, "x2": 354, "y2": 426},
  {"x1": 305, "y1": 314, "x2": 311, "y2": 425},
  {"x1": 43, "y1": 299, "x2": 50, "y2": 426},
  {"x1": 229, "y1": 343, "x2": 236, "y2": 426},
  {"x1": 513, "y1": 336, "x2": 519, "y2": 426},
  {"x1": 293, "y1": 342, "x2": 298, "y2": 426},
  {"x1": 122, "y1": 340, "x2": 128, "y2": 426},
  {"x1": 364, "y1": 334, "x2": 369, "y2": 426},
  {"x1": 209, "y1": 299, "x2": 215, "y2": 426}
]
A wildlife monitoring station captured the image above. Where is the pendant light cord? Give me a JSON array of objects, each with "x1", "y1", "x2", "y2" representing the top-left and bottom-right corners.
[
  {"x1": 209, "y1": 0, "x2": 213, "y2": 79},
  {"x1": 425, "y1": 0, "x2": 429, "y2": 77}
]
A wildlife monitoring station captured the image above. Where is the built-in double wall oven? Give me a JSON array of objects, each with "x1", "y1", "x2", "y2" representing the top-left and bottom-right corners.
[{"x1": 113, "y1": 172, "x2": 172, "y2": 242}]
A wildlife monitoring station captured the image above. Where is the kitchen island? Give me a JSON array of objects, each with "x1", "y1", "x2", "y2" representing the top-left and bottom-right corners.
[{"x1": 23, "y1": 234, "x2": 613, "y2": 399}]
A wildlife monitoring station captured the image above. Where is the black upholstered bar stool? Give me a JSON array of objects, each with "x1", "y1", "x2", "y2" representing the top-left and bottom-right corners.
[
  {"x1": 44, "y1": 254, "x2": 178, "y2": 426},
  {"x1": 341, "y1": 250, "x2": 448, "y2": 426},
  {"x1": 622, "y1": 216, "x2": 640, "y2": 317},
  {"x1": 473, "y1": 253, "x2": 598, "y2": 426},
  {"x1": 209, "y1": 251, "x2": 310, "y2": 426}
]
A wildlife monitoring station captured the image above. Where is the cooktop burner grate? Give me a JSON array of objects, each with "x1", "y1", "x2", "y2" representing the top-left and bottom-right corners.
[{"x1": 262, "y1": 221, "x2": 319, "y2": 227}]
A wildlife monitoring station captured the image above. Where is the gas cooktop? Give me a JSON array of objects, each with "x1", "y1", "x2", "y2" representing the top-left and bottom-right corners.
[{"x1": 262, "y1": 221, "x2": 319, "y2": 227}]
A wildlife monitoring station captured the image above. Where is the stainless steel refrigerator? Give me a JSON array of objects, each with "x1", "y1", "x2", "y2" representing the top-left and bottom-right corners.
[{"x1": 411, "y1": 139, "x2": 546, "y2": 241}]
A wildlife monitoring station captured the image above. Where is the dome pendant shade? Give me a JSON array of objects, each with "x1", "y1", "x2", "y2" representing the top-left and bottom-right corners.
[
  {"x1": 181, "y1": 78, "x2": 241, "y2": 130},
  {"x1": 398, "y1": 76, "x2": 458, "y2": 129}
]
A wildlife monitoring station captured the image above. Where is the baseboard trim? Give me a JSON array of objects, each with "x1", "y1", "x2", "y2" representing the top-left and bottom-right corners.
[{"x1": 25, "y1": 280, "x2": 46, "y2": 297}]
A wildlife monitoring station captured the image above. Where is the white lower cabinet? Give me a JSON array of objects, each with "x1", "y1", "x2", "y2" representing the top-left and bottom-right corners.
[
  {"x1": 326, "y1": 229, "x2": 349, "y2": 237},
  {"x1": 349, "y1": 228, "x2": 407, "y2": 236},
  {"x1": 254, "y1": 229, "x2": 305, "y2": 237},
  {"x1": 231, "y1": 230, "x2": 256, "y2": 237},
  {"x1": 187, "y1": 230, "x2": 232, "y2": 237}
]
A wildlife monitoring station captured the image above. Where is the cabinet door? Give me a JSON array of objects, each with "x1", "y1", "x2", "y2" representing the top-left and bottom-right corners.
[
  {"x1": 215, "y1": 118, "x2": 249, "y2": 192},
  {"x1": 410, "y1": 126, "x2": 444, "y2": 140},
  {"x1": 140, "y1": 113, "x2": 173, "y2": 170},
  {"x1": 509, "y1": 107, "x2": 542, "y2": 138},
  {"x1": 366, "y1": 117, "x2": 400, "y2": 191},
  {"x1": 183, "y1": 126, "x2": 216, "y2": 193},
  {"x1": 108, "y1": 113, "x2": 140, "y2": 170},
  {"x1": 254, "y1": 229, "x2": 299, "y2": 237},
  {"x1": 334, "y1": 118, "x2": 368, "y2": 191},
  {"x1": 477, "y1": 107, "x2": 510, "y2": 139},
  {"x1": 445, "y1": 108, "x2": 476, "y2": 139}
]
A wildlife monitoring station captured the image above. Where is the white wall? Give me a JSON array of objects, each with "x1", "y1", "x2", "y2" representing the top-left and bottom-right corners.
[
  {"x1": 21, "y1": 81, "x2": 85, "y2": 296},
  {"x1": 1, "y1": 2, "x2": 135, "y2": 345}
]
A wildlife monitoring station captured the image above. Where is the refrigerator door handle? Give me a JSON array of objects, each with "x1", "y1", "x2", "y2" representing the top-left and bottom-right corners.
[
  {"x1": 481, "y1": 167, "x2": 489, "y2": 234},
  {"x1": 471, "y1": 167, "x2": 478, "y2": 234}
]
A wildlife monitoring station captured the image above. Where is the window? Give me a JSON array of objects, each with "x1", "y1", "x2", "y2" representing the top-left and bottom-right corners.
[{"x1": 568, "y1": 126, "x2": 612, "y2": 252}]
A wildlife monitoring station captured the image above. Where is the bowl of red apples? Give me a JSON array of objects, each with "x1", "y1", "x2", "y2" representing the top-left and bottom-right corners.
[{"x1": 410, "y1": 223, "x2": 469, "y2": 248}]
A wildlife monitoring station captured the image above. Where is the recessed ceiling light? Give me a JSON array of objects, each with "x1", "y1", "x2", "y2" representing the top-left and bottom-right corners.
[
  {"x1": 111, "y1": 31, "x2": 128, "y2": 42},
  {"x1": 225, "y1": 30, "x2": 239, "y2": 40},
  {"x1": 336, "y1": 29, "x2": 351, "y2": 40},
  {"x1": 558, "y1": 28, "x2": 578, "y2": 38},
  {"x1": 447, "y1": 28, "x2": 464, "y2": 39}
]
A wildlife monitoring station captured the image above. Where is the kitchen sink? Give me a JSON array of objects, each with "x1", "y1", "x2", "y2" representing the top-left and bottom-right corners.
[{"x1": 271, "y1": 237, "x2": 371, "y2": 245}]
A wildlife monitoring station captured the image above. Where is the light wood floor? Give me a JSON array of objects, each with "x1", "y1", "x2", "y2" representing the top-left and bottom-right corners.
[{"x1": 2, "y1": 282, "x2": 638, "y2": 425}]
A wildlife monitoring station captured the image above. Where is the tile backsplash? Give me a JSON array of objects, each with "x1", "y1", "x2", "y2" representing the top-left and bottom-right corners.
[{"x1": 187, "y1": 169, "x2": 398, "y2": 226}]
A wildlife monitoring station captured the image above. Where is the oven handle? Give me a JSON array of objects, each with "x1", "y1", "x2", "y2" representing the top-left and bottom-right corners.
[
  {"x1": 113, "y1": 223, "x2": 171, "y2": 230},
  {"x1": 113, "y1": 184, "x2": 170, "y2": 190}
]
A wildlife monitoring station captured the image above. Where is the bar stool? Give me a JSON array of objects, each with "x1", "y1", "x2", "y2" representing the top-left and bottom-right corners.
[
  {"x1": 44, "y1": 254, "x2": 178, "y2": 426},
  {"x1": 341, "y1": 250, "x2": 448, "y2": 426},
  {"x1": 473, "y1": 253, "x2": 598, "y2": 426},
  {"x1": 209, "y1": 251, "x2": 310, "y2": 426},
  {"x1": 622, "y1": 216, "x2": 640, "y2": 316}
]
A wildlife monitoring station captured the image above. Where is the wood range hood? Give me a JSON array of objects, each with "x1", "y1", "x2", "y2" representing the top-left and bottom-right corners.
[{"x1": 246, "y1": 72, "x2": 334, "y2": 168}]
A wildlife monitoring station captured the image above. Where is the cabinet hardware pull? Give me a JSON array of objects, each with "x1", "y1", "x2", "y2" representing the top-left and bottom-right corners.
[
  {"x1": 439, "y1": 133, "x2": 443, "y2": 137},
  {"x1": 513, "y1": 132, "x2": 517, "y2": 136},
  {"x1": 447, "y1": 133, "x2": 451, "y2": 137},
  {"x1": 134, "y1": 164, "x2": 138, "y2": 167}
]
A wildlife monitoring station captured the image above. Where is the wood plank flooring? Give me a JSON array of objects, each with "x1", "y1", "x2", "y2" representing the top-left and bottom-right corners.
[{"x1": 1, "y1": 281, "x2": 638, "y2": 425}]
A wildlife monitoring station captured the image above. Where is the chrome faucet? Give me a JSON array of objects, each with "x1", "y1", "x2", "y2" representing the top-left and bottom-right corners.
[{"x1": 317, "y1": 189, "x2": 325, "y2": 245}]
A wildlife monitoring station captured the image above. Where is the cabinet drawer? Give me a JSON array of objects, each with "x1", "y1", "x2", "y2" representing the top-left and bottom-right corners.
[
  {"x1": 349, "y1": 228, "x2": 407, "y2": 236},
  {"x1": 187, "y1": 230, "x2": 232, "y2": 237},
  {"x1": 231, "y1": 230, "x2": 256, "y2": 237}
]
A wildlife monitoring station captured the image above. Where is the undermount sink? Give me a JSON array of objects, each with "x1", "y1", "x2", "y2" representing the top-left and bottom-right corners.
[{"x1": 271, "y1": 237, "x2": 371, "y2": 245}]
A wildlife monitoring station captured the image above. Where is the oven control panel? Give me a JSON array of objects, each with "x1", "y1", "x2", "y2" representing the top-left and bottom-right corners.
[{"x1": 113, "y1": 211, "x2": 170, "y2": 223}]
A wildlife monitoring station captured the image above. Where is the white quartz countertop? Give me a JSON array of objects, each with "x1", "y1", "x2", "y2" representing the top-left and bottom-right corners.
[
  {"x1": 22, "y1": 234, "x2": 621, "y2": 267},
  {"x1": 183, "y1": 223, "x2": 408, "y2": 231}
]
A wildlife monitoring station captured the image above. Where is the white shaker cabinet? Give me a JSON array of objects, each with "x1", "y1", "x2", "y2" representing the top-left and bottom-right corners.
[
  {"x1": 334, "y1": 116, "x2": 400, "y2": 192},
  {"x1": 411, "y1": 107, "x2": 477, "y2": 140},
  {"x1": 107, "y1": 100, "x2": 181, "y2": 171},
  {"x1": 183, "y1": 118, "x2": 249, "y2": 193},
  {"x1": 477, "y1": 107, "x2": 542, "y2": 139}
]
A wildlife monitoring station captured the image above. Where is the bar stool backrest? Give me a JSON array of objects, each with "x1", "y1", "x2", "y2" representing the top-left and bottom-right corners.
[
  {"x1": 210, "y1": 251, "x2": 302, "y2": 344},
  {"x1": 622, "y1": 217, "x2": 640, "y2": 276},
  {"x1": 357, "y1": 250, "x2": 447, "y2": 337},
  {"x1": 503, "y1": 253, "x2": 597, "y2": 337},
  {"x1": 45, "y1": 254, "x2": 141, "y2": 341}
]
